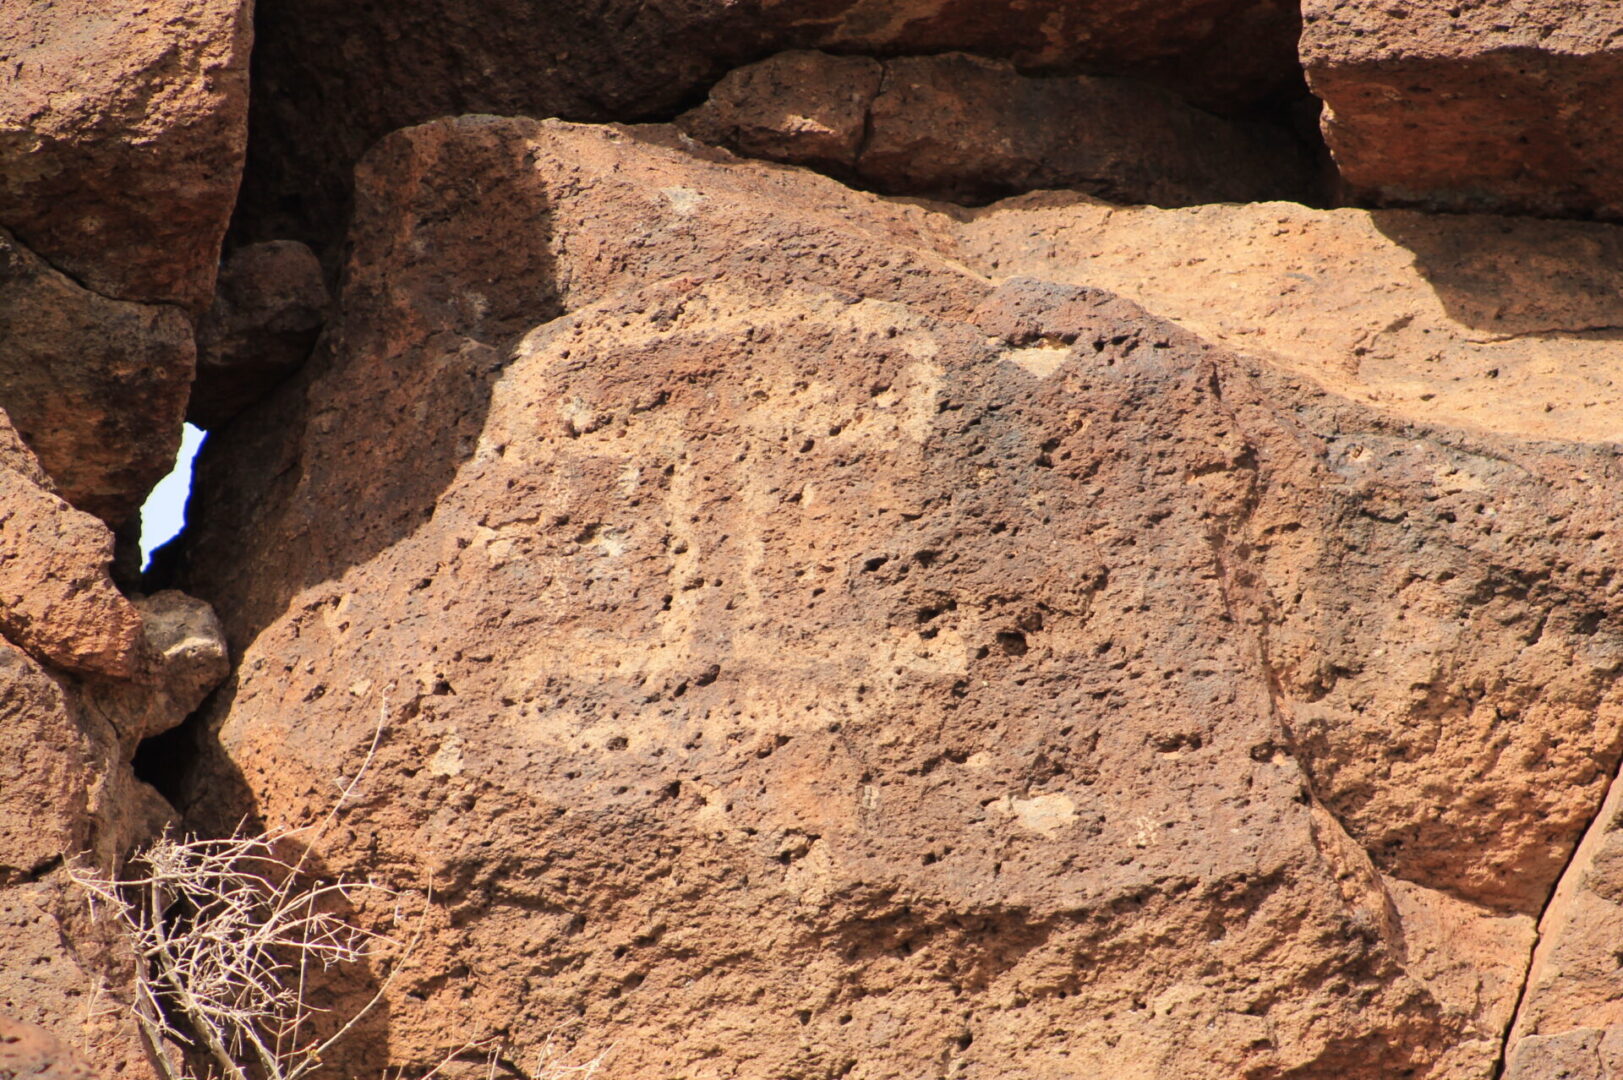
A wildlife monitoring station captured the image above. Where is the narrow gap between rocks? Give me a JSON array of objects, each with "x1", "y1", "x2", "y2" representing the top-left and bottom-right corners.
[{"x1": 1492, "y1": 743, "x2": 1623, "y2": 1077}]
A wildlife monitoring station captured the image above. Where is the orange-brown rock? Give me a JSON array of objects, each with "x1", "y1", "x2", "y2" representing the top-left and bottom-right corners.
[
  {"x1": 233, "y1": 0, "x2": 1302, "y2": 250},
  {"x1": 679, "y1": 52, "x2": 1315, "y2": 206},
  {"x1": 1301, "y1": 2, "x2": 1623, "y2": 219},
  {"x1": 166, "y1": 116, "x2": 1623, "y2": 1079},
  {"x1": 0, "y1": 229, "x2": 194, "y2": 528},
  {"x1": 0, "y1": 0, "x2": 252, "y2": 314},
  {"x1": 0, "y1": 406, "x2": 227, "y2": 1080},
  {"x1": 0, "y1": 1017, "x2": 99, "y2": 1080},
  {"x1": 0, "y1": 410, "x2": 142, "y2": 680}
]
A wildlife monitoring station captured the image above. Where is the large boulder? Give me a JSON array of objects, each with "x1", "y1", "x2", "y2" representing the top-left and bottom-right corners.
[
  {"x1": 0, "y1": 411, "x2": 228, "y2": 1080},
  {"x1": 1301, "y1": 1, "x2": 1623, "y2": 219},
  {"x1": 0, "y1": 0, "x2": 250, "y2": 529},
  {"x1": 169, "y1": 116, "x2": 1623, "y2": 1078},
  {"x1": 0, "y1": 231, "x2": 194, "y2": 531},
  {"x1": 0, "y1": 0, "x2": 252, "y2": 314},
  {"x1": 678, "y1": 52, "x2": 1316, "y2": 206},
  {"x1": 233, "y1": 0, "x2": 1303, "y2": 251}
]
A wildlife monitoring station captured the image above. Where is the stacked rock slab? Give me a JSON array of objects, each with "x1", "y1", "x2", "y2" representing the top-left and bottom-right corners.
[
  {"x1": 0, "y1": 0, "x2": 251, "y2": 526},
  {"x1": 172, "y1": 117, "x2": 1623, "y2": 1079},
  {"x1": 232, "y1": 0, "x2": 1302, "y2": 250},
  {"x1": 678, "y1": 52, "x2": 1316, "y2": 207},
  {"x1": 1302, "y1": 0, "x2": 1623, "y2": 218}
]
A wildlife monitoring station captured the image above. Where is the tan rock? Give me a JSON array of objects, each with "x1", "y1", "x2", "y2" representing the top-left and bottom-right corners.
[
  {"x1": 954, "y1": 195, "x2": 1623, "y2": 447},
  {"x1": 956, "y1": 196, "x2": 1623, "y2": 916},
  {"x1": 0, "y1": 0, "x2": 252, "y2": 313},
  {"x1": 170, "y1": 116, "x2": 1623, "y2": 1078},
  {"x1": 1301, "y1": 1, "x2": 1623, "y2": 219},
  {"x1": 681, "y1": 52, "x2": 1316, "y2": 206}
]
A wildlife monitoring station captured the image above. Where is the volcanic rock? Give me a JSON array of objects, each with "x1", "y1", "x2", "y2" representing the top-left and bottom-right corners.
[
  {"x1": 0, "y1": 0, "x2": 252, "y2": 314},
  {"x1": 680, "y1": 51, "x2": 1316, "y2": 206},
  {"x1": 232, "y1": 0, "x2": 1302, "y2": 251},
  {"x1": 0, "y1": 1017, "x2": 99, "y2": 1080},
  {"x1": 0, "y1": 230, "x2": 194, "y2": 528},
  {"x1": 0, "y1": 403, "x2": 227, "y2": 1079},
  {"x1": 0, "y1": 409, "x2": 142, "y2": 679},
  {"x1": 191, "y1": 240, "x2": 329, "y2": 430},
  {"x1": 169, "y1": 116, "x2": 1623, "y2": 1079},
  {"x1": 1301, "y1": 1, "x2": 1623, "y2": 219}
]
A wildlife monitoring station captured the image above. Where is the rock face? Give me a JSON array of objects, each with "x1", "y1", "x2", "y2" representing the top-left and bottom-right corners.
[
  {"x1": 679, "y1": 52, "x2": 1315, "y2": 206},
  {"x1": 0, "y1": 0, "x2": 250, "y2": 529},
  {"x1": 191, "y1": 240, "x2": 329, "y2": 430},
  {"x1": 0, "y1": 231, "x2": 194, "y2": 530},
  {"x1": 18, "y1": 4, "x2": 1623, "y2": 1078},
  {"x1": 169, "y1": 116, "x2": 1623, "y2": 1079},
  {"x1": 1302, "y1": 1, "x2": 1623, "y2": 218},
  {"x1": 232, "y1": 0, "x2": 1303, "y2": 250},
  {"x1": 0, "y1": 0, "x2": 252, "y2": 313},
  {"x1": 0, "y1": 1017, "x2": 99, "y2": 1080},
  {"x1": 0, "y1": 409, "x2": 228, "y2": 1079}
]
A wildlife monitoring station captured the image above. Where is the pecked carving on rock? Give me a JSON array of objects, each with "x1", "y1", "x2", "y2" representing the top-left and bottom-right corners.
[{"x1": 166, "y1": 116, "x2": 1623, "y2": 1078}]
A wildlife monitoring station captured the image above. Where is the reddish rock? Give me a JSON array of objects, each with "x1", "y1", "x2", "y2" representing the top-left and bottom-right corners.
[
  {"x1": 0, "y1": 1017, "x2": 99, "y2": 1080},
  {"x1": 169, "y1": 116, "x2": 1623, "y2": 1078},
  {"x1": 233, "y1": 0, "x2": 1302, "y2": 250},
  {"x1": 191, "y1": 241, "x2": 329, "y2": 430},
  {"x1": 0, "y1": 398, "x2": 226, "y2": 1080},
  {"x1": 681, "y1": 51, "x2": 1316, "y2": 206},
  {"x1": 0, "y1": 229, "x2": 193, "y2": 528},
  {"x1": 1302, "y1": 2, "x2": 1623, "y2": 219},
  {"x1": 0, "y1": 0, "x2": 252, "y2": 313},
  {"x1": 0, "y1": 411, "x2": 142, "y2": 680}
]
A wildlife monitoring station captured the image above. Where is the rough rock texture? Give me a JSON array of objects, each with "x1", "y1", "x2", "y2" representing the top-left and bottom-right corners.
[
  {"x1": 955, "y1": 195, "x2": 1623, "y2": 446},
  {"x1": 1301, "y1": 1, "x2": 1623, "y2": 219},
  {"x1": 1500, "y1": 768, "x2": 1623, "y2": 1079},
  {"x1": 0, "y1": 0, "x2": 251, "y2": 530},
  {"x1": 679, "y1": 52, "x2": 1315, "y2": 206},
  {"x1": 233, "y1": 0, "x2": 1302, "y2": 251},
  {"x1": 0, "y1": 229, "x2": 194, "y2": 528},
  {"x1": 191, "y1": 240, "x2": 329, "y2": 430},
  {"x1": 167, "y1": 116, "x2": 1623, "y2": 1079},
  {"x1": 0, "y1": 1017, "x2": 99, "y2": 1080},
  {"x1": 0, "y1": 0, "x2": 252, "y2": 313},
  {"x1": 0, "y1": 409, "x2": 228, "y2": 1080}
]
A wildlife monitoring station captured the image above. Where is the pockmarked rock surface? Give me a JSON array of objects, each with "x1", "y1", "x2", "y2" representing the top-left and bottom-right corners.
[
  {"x1": 0, "y1": 1017, "x2": 99, "y2": 1080},
  {"x1": 1302, "y1": 1, "x2": 1623, "y2": 219},
  {"x1": 173, "y1": 117, "x2": 1623, "y2": 1078},
  {"x1": 955, "y1": 195, "x2": 1623, "y2": 447},
  {"x1": 233, "y1": 0, "x2": 1302, "y2": 250},
  {"x1": 0, "y1": 408, "x2": 228, "y2": 1080},
  {"x1": 0, "y1": 0, "x2": 252, "y2": 314},
  {"x1": 679, "y1": 52, "x2": 1315, "y2": 207},
  {"x1": 0, "y1": 229, "x2": 194, "y2": 530}
]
